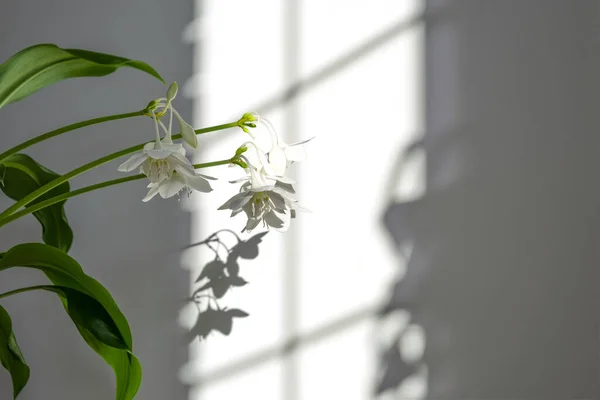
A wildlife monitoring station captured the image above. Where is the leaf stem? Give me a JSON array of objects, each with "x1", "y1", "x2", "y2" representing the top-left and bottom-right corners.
[
  {"x1": 0, "y1": 110, "x2": 145, "y2": 163},
  {"x1": 0, "y1": 121, "x2": 239, "y2": 220},
  {"x1": 0, "y1": 159, "x2": 233, "y2": 230}
]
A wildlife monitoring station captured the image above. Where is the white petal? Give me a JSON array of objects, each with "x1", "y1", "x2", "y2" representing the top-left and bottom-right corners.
[
  {"x1": 198, "y1": 173, "x2": 218, "y2": 181},
  {"x1": 273, "y1": 185, "x2": 297, "y2": 199},
  {"x1": 140, "y1": 160, "x2": 151, "y2": 179},
  {"x1": 185, "y1": 174, "x2": 213, "y2": 193},
  {"x1": 231, "y1": 208, "x2": 244, "y2": 217},
  {"x1": 142, "y1": 183, "x2": 161, "y2": 202},
  {"x1": 143, "y1": 142, "x2": 156, "y2": 151},
  {"x1": 264, "y1": 210, "x2": 285, "y2": 229},
  {"x1": 268, "y1": 146, "x2": 287, "y2": 176},
  {"x1": 158, "y1": 175, "x2": 186, "y2": 199},
  {"x1": 273, "y1": 210, "x2": 291, "y2": 232},
  {"x1": 161, "y1": 142, "x2": 185, "y2": 152},
  {"x1": 170, "y1": 156, "x2": 196, "y2": 177},
  {"x1": 292, "y1": 203, "x2": 311, "y2": 213},
  {"x1": 241, "y1": 145, "x2": 261, "y2": 169},
  {"x1": 244, "y1": 144, "x2": 278, "y2": 178},
  {"x1": 146, "y1": 148, "x2": 175, "y2": 160},
  {"x1": 274, "y1": 181, "x2": 296, "y2": 194},
  {"x1": 240, "y1": 181, "x2": 252, "y2": 192},
  {"x1": 245, "y1": 217, "x2": 261, "y2": 232},
  {"x1": 170, "y1": 151, "x2": 194, "y2": 167},
  {"x1": 229, "y1": 176, "x2": 250, "y2": 184},
  {"x1": 268, "y1": 191, "x2": 287, "y2": 212},
  {"x1": 285, "y1": 136, "x2": 314, "y2": 162},
  {"x1": 275, "y1": 175, "x2": 295, "y2": 185},
  {"x1": 218, "y1": 191, "x2": 252, "y2": 210},
  {"x1": 248, "y1": 117, "x2": 276, "y2": 153},
  {"x1": 289, "y1": 136, "x2": 315, "y2": 146},
  {"x1": 284, "y1": 143, "x2": 307, "y2": 162},
  {"x1": 252, "y1": 132, "x2": 274, "y2": 153},
  {"x1": 248, "y1": 168, "x2": 275, "y2": 191},
  {"x1": 256, "y1": 149, "x2": 278, "y2": 176},
  {"x1": 242, "y1": 199, "x2": 259, "y2": 218},
  {"x1": 118, "y1": 152, "x2": 148, "y2": 172}
]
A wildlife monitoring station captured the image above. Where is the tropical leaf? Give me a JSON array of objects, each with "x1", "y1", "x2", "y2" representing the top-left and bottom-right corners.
[
  {"x1": 0, "y1": 154, "x2": 72, "y2": 252},
  {"x1": 0, "y1": 304, "x2": 30, "y2": 399},
  {"x1": 0, "y1": 43, "x2": 164, "y2": 109},
  {"x1": 0, "y1": 244, "x2": 141, "y2": 399}
]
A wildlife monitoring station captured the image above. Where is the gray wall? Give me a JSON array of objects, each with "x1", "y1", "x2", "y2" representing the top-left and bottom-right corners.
[
  {"x1": 0, "y1": 1, "x2": 192, "y2": 399},
  {"x1": 384, "y1": 0, "x2": 600, "y2": 398}
]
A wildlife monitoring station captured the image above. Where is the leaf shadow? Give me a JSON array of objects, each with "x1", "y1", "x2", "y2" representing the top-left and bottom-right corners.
[
  {"x1": 376, "y1": 137, "x2": 431, "y2": 397},
  {"x1": 183, "y1": 230, "x2": 268, "y2": 341}
]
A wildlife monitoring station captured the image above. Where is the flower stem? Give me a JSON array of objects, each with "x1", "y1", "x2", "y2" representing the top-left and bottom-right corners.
[
  {"x1": 0, "y1": 159, "x2": 233, "y2": 230},
  {"x1": 0, "y1": 285, "x2": 56, "y2": 300},
  {"x1": 0, "y1": 110, "x2": 145, "y2": 163},
  {"x1": 0, "y1": 121, "x2": 239, "y2": 220}
]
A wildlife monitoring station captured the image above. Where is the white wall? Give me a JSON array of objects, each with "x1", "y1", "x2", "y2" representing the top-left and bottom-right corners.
[{"x1": 184, "y1": 1, "x2": 425, "y2": 399}]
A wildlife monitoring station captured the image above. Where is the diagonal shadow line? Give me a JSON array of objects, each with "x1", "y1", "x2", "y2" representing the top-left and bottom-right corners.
[
  {"x1": 253, "y1": 10, "x2": 430, "y2": 115},
  {"x1": 198, "y1": 8, "x2": 436, "y2": 144},
  {"x1": 187, "y1": 305, "x2": 375, "y2": 386}
]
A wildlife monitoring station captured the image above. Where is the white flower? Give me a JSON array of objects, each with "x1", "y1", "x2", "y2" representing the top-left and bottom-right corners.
[
  {"x1": 241, "y1": 112, "x2": 314, "y2": 176},
  {"x1": 143, "y1": 168, "x2": 214, "y2": 202},
  {"x1": 218, "y1": 167, "x2": 299, "y2": 232},
  {"x1": 236, "y1": 141, "x2": 292, "y2": 184},
  {"x1": 118, "y1": 108, "x2": 213, "y2": 201},
  {"x1": 221, "y1": 112, "x2": 311, "y2": 231},
  {"x1": 118, "y1": 139, "x2": 186, "y2": 183}
]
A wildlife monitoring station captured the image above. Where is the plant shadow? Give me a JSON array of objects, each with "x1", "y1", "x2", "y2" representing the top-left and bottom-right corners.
[{"x1": 183, "y1": 230, "x2": 269, "y2": 342}]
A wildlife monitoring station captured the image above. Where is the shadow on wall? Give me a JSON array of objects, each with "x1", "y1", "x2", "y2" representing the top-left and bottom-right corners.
[
  {"x1": 378, "y1": 2, "x2": 600, "y2": 392},
  {"x1": 376, "y1": 123, "x2": 473, "y2": 397},
  {"x1": 379, "y1": 123, "x2": 600, "y2": 400},
  {"x1": 378, "y1": 0, "x2": 600, "y2": 398},
  {"x1": 185, "y1": 230, "x2": 268, "y2": 342},
  {"x1": 377, "y1": 136, "x2": 430, "y2": 398}
]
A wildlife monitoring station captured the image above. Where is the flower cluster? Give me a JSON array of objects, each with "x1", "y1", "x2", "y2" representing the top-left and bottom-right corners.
[
  {"x1": 118, "y1": 87, "x2": 312, "y2": 232},
  {"x1": 218, "y1": 113, "x2": 313, "y2": 232}
]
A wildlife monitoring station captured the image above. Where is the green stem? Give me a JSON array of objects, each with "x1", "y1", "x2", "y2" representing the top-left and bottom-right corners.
[
  {"x1": 0, "y1": 121, "x2": 239, "y2": 220},
  {"x1": 0, "y1": 285, "x2": 56, "y2": 300},
  {"x1": 0, "y1": 110, "x2": 144, "y2": 163},
  {"x1": 0, "y1": 159, "x2": 233, "y2": 230}
]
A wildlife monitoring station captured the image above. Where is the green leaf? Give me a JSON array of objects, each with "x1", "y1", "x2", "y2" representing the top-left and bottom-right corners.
[
  {"x1": 0, "y1": 43, "x2": 164, "y2": 109},
  {"x1": 35, "y1": 286, "x2": 128, "y2": 350},
  {"x1": 0, "y1": 304, "x2": 30, "y2": 399},
  {"x1": 0, "y1": 154, "x2": 73, "y2": 252},
  {"x1": 0, "y1": 243, "x2": 141, "y2": 399}
]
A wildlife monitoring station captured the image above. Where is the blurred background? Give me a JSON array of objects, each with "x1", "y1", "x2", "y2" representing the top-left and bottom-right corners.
[{"x1": 1, "y1": 0, "x2": 600, "y2": 399}]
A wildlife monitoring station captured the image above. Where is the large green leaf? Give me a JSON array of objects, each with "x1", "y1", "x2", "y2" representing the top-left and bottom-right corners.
[
  {"x1": 33, "y1": 285, "x2": 128, "y2": 350},
  {"x1": 0, "y1": 304, "x2": 30, "y2": 399},
  {"x1": 0, "y1": 243, "x2": 141, "y2": 400},
  {"x1": 0, "y1": 154, "x2": 73, "y2": 252},
  {"x1": 0, "y1": 43, "x2": 164, "y2": 109}
]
